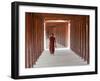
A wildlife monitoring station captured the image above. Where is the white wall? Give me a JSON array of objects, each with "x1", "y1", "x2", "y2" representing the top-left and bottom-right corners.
[{"x1": 0, "y1": 0, "x2": 99, "y2": 81}]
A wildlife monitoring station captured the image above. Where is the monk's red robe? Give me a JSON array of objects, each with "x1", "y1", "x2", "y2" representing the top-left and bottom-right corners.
[{"x1": 49, "y1": 36, "x2": 55, "y2": 54}]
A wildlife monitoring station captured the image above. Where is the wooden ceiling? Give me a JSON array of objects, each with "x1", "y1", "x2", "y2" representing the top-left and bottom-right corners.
[
  {"x1": 35, "y1": 13, "x2": 88, "y2": 21},
  {"x1": 26, "y1": 12, "x2": 89, "y2": 22},
  {"x1": 46, "y1": 22, "x2": 68, "y2": 28}
]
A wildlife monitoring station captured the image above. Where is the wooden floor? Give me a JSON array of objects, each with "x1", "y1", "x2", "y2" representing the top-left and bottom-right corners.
[{"x1": 34, "y1": 49, "x2": 87, "y2": 68}]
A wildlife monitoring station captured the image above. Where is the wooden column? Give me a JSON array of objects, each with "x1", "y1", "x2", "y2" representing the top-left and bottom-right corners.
[
  {"x1": 25, "y1": 13, "x2": 44, "y2": 68},
  {"x1": 85, "y1": 16, "x2": 89, "y2": 64},
  {"x1": 70, "y1": 16, "x2": 89, "y2": 63},
  {"x1": 25, "y1": 13, "x2": 33, "y2": 68}
]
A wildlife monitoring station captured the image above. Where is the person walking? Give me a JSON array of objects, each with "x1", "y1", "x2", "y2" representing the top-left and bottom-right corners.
[{"x1": 49, "y1": 33, "x2": 56, "y2": 55}]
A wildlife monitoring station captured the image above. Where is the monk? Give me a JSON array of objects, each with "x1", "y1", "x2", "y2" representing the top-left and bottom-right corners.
[{"x1": 49, "y1": 33, "x2": 56, "y2": 54}]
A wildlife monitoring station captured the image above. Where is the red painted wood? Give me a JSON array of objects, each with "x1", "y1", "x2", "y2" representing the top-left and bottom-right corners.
[
  {"x1": 25, "y1": 13, "x2": 44, "y2": 68},
  {"x1": 70, "y1": 16, "x2": 89, "y2": 63},
  {"x1": 25, "y1": 13, "x2": 90, "y2": 68}
]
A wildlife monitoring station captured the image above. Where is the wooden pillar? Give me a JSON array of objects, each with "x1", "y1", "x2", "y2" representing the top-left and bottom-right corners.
[
  {"x1": 85, "y1": 16, "x2": 89, "y2": 64},
  {"x1": 70, "y1": 16, "x2": 89, "y2": 63},
  {"x1": 25, "y1": 13, "x2": 33, "y2": 68},
  {"x1": 25, "y1": 13, "x2": 44, "y2": 68}
]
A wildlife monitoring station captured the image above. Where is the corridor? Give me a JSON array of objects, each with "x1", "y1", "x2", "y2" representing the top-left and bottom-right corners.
[
  {"x1": 25, "y1": 13, "x2": 89, "y2": 68},
  {"x1": 34, "y1": 38, "x2": 87, "y2": 68},
  {"x1": 34, "y1": 49, "x2": 87, "y2": 68}
]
